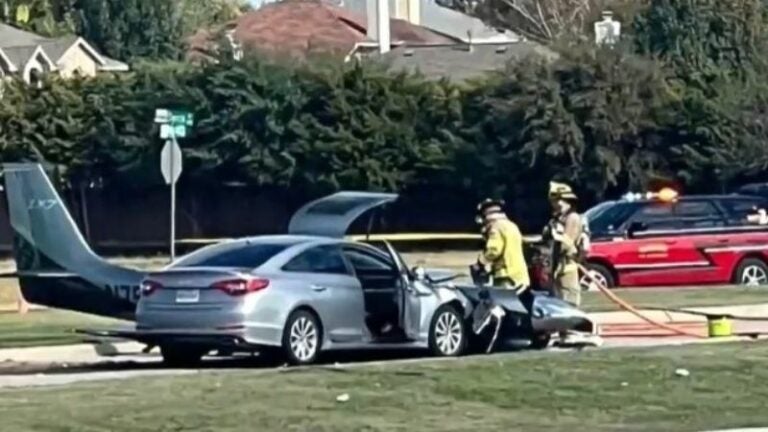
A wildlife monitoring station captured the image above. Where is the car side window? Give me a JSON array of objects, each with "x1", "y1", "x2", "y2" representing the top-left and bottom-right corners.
[
  {"x1": 631, "y1": 203, "x2": 677, "y2": 230},
  {"x1": 282, "y1": 245, "x2": 350, "y2": 275},
  {"x1": 343, "y1": 248, "x2": 394, "y2": 272},
  {"x1": 720, "y1": 198, "x2": 767, "y2": 223},
  {"x1": 672, "y1": 201, "x2": 724, "y2": 228}
]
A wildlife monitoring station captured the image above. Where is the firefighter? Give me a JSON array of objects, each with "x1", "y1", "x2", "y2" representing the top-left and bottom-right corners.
[
  {"x1": 470, "y1": 198, "x2": 529, "y2": 351},
  {"x1": 543, "y1": 182, "x2": 582, "y2": 341},
  {"x1": 474, "y1": 198, "x2": 530, "y2": 291}
]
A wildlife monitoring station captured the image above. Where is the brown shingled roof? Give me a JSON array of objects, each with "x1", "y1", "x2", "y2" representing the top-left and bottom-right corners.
[{"x1": 187, "y1": 0, "x2": 456, "y2": 61}]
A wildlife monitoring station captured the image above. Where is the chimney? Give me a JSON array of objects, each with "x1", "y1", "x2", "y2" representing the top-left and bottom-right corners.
[
  {"x1": 366, "y1": 0, "x2": 378, "y2": 40},
  {"x1": 377, "y1": 0, "x2": 391, "y2": 53}
]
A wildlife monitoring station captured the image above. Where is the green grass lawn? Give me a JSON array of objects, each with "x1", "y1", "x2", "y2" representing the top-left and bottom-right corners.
[
  {"x1": 583, "y1": 286, "x2": 768, "y2": 311},
  {"x1": 0, "y1": 310, "x2": 125, "y2": 349},
  {"x1": 1, "y1": 342, "x2": 767, "y2": 431}
]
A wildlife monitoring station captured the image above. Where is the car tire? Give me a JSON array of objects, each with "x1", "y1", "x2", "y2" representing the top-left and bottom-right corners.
[
  {"x1": 580, "y1": 263, "x2": 615, "y2": 291},
  {"x1": 160, "y1": 344, "x2": 207, "y2": 367},
  {"x1": 429, "y1": 305, "x2": 468, "y2": 357},
  {"x1": 734, "y1": 258, "x2": 768, "y2": 287},
  {"x1": 529, "y1": 332, "x2": 551, "y2": 350},
  {"x1": 282, "y1": 309, "x2": 322, "y2": 366}
]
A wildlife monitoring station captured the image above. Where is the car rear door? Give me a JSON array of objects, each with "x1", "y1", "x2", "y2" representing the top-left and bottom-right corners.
[{"x1": 280, "y1": 245, "x2": 366, "y2": 343}]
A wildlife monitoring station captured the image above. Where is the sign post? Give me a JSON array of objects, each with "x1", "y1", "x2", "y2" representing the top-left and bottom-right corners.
[{"x1": 155, "y1": 109, "x2": 193, "y2": 262}]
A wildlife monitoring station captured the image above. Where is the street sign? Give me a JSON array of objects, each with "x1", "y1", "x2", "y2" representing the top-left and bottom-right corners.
[
  {"x1": 155, "y1": 109, "x2": 194, "y2": 127},
  {"x1": 160, "y1": 139, "x2": 183, "y2": 185},
  {"x1": 160, "y1": 124, "x2": 187, "y2": 139}
]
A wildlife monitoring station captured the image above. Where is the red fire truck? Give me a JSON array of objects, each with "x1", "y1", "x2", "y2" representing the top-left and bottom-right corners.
[{"x1": 580, "y1": 190, "x2": 768, "y2": 288}]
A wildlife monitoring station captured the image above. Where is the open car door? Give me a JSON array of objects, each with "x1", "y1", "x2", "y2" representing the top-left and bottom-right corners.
[
  {"x1": 288, "y1": 191, "x2": 398, "y2": 238},
  {"x1": 381, "y1": 241, "x2": 422, "y2": 341}
]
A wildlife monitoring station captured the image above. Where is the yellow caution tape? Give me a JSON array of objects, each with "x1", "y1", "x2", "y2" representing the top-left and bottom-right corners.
[{"x1": 178, "y1": 233, "x2": 544, "y2": 244}]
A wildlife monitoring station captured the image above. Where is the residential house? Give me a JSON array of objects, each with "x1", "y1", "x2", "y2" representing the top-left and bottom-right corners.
[
  {"x1": 189, "y1": 0, "x2": 553, "y2": 81},
  {"x1": 0, "y1": 23, "x2": 128, "y2": 85},
  {"x1": 187, "y1": 0, "x2": 457, "y2": 62}
]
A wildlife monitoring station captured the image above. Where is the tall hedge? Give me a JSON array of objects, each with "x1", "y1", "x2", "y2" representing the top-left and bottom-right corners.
[{"x1": 0, "y1": 48, "x2": 764, "y2": 213}]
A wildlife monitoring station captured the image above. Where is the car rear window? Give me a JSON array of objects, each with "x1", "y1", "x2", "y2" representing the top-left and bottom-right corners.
[{"x1": 173, "y1": 243, "x2": 289, "y2": 268}]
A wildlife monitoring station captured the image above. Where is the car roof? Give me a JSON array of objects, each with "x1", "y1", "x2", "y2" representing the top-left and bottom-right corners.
[{"x1": 618, "y1": 193, "x2": 765, "y2": 204}]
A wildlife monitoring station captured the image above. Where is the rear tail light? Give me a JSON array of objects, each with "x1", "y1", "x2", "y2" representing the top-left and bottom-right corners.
[
  {"x1": 141, "y1": 280, "x2": 163, "y2": 296},
  {"x1": 212, "y1": 278, "x2": 269, "y2": 296}
]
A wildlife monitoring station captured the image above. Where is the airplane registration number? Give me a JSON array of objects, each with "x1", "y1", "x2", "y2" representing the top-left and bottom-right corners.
[{"x1": 176, "y1": 289, "x2": 200, "y2": 303}]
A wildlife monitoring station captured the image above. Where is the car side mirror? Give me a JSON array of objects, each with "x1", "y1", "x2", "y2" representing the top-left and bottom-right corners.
[
  {"x1": 627, "y1": 221, "x2": 647, "y2": 237},
  {"x1": 412, "y1": 266, "x2": 426, "y2": 281}
]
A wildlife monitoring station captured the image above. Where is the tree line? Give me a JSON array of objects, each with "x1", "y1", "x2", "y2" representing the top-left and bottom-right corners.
[{"x1": 1, "y1": 0, "x2": 768, "y2": 225}]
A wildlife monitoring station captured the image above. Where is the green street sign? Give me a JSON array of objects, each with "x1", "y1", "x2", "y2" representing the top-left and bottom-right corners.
[
  {"x1": 155, "y1": 109, "x2": 193, "y2": 127},
  {"x1": 170, "y1": 112, "x2": 193, "y2": 127},
  {"x1": 160, "y1": 124, "x2": 187, "y2": 139}
]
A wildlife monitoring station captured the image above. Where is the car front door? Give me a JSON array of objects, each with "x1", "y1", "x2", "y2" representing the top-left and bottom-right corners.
[
  {"x1": 281, "y1": 245, "x2": 366, "y2": 343},
  {"x1": 666, "y1": 199, "x2": 728, "y2": 284},
  {"x1": 618, "y1": 202, "x2": 679, "y2": 286},
  {"x1": 381, "y1": 241, "x2": 422, "y2": 341}
]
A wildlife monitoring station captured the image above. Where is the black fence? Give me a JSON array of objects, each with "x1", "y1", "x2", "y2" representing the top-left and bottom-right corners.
[{"x1": 0, "y1": 184, "x2": 556, "y2": 256}]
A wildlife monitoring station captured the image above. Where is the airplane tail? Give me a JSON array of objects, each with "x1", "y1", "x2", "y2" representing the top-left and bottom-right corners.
[{"x1": 3, "y1": 163, "x2": 143, "y2": 320}]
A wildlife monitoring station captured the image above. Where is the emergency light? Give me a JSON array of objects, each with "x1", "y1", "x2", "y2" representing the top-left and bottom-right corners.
[{"x1": 621, "y1": 187, "x2": 679, "y2": 203}]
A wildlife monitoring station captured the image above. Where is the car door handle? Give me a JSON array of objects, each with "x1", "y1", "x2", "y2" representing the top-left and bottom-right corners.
[{"x1": 311, "y1": 285, "x2": 329, "y2": 292}]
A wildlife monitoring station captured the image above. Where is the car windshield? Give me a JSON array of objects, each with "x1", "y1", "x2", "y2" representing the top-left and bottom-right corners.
[
  {"x1": 584, "y1": 201, "x2": 616, "y2": 221},
  {"x1": 589, "y1": 202, "x2": 639, "y2": 232},
  {"x1": 172, "y1": 242, "x2": 290, "y2": 268}
]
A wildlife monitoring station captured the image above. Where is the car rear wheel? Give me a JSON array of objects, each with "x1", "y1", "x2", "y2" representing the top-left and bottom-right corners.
[
  {"x1": 429, "y1": 305, "x2": 468, "y2": 357},
  {"x1": 160, "y1": 344, "x2": 208, "y2": 367},
  {"x1": 735, "y1": 258, "x2": 768, "y2": 286},
  {"x1": 580, "y1": 263, "x2": 615, "y2": 291},
  {"x1": 529, "y1": 332, "x2": 551, "y2": 350},
  {"x1": 282, "y1": 310, "x2": 322, "y2": 366}
]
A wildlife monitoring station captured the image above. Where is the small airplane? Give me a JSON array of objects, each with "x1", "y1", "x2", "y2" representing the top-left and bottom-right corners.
[{"x1": 3, "y1": 163, "x2": 143, "y2": 320}]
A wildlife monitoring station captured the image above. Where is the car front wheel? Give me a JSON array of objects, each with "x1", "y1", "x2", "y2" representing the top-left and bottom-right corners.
[
  {"x1": 580, "y1": 263, "x2": 615, "y2": 291},
  {"x1": 429, "y1": 305, "x2": 468, "y2": 357},
  {"x1": 282, "y1": 310, "x2": 322, "y2": 366},
  {"x1": 735, "y1": 258, "x2": 768, "y2": 287}
]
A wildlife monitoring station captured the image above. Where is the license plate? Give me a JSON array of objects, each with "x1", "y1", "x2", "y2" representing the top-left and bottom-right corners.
[{"x1": 175, "y1": 289, "x2": 200, "y2": 303}]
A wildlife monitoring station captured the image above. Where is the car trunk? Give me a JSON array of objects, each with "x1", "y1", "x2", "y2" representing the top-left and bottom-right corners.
[{"x1": 138, "y1": 267, "x2": 261, "y2": 330}]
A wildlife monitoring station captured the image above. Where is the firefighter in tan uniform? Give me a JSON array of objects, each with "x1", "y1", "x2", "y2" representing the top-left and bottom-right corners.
[
  {"x1": 544, "y1": 182, "x2": 601, "y2": 346},
  {"x1": 475, "y1": 199, "x2": 530, "y2": 291},
  {"x1": 545, "y1": 182, "x2": 582, "y2": 305}
]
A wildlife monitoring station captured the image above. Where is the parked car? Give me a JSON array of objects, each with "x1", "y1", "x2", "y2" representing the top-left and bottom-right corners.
[
  {"x1": 581, "y1": 192, "x2": 768, "y2": 288},
  {"x1": 123, "y1": 192, "x2": 597, "y2": 366}
]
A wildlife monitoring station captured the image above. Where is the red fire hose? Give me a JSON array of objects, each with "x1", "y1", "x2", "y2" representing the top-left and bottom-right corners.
[{"x1": 579, "y1": 264, "x2": 707, "y2": 339}]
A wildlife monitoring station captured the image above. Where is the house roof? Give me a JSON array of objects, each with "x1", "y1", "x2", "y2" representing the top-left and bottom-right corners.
[
  {"x1": 0, "y1": 23, "x2": 42, "y2": 47},
  {"x1": 0, "y1": 45, "x2": 57, "y2": 72},
  {"x1": 187, "y1": 0, "x2": 455, "y2": 61},
  {"x1": 0, "y1": 23, "x2": 128, "y2": 72},
  {"x1": 338, "y1": 0, "x2": 520, "y2": 44},
  {"x1": 377, "y1": 42, "x2": 556, "y2": 81}
]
